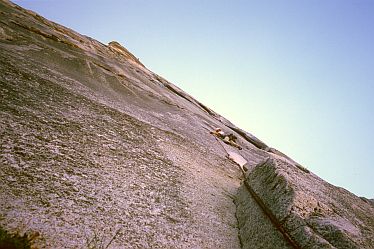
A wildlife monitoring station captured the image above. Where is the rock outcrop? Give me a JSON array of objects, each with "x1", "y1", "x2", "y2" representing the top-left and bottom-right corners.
[
  {"x1": 0, "y1": 0, "x2": 373, "y2": 248},
  {"x1": 236, "y1": 158, "x2": 374, "y2": 249},
  {"x1": 108, "y1": 41, "x2": 144, "y2": 67}
]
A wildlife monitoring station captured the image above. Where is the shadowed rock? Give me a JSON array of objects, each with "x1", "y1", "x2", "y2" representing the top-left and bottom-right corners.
[
  {"x1": 236, "y1": 158, "x2": 374, "y2": 249},
  {"x1": 0, "y1": 0, "x2": 373, "y2": 248}
]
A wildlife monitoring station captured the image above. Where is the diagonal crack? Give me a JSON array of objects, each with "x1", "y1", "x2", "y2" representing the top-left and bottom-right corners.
[{"x1": 242, "y1": 179, "x2": 302, "y2": 249}]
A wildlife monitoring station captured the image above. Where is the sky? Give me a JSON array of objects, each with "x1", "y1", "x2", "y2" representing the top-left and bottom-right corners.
[{"x1": 13, "y1": 0, "x2": 374, "y2": 198}]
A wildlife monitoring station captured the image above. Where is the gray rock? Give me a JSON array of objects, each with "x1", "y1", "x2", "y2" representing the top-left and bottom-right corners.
[
  {"x1": 237, "y1": 158, "x2": 374, "y2": 249},
  {"x1": 0, "y1": 0, "x2": 373, "y2": 248}
]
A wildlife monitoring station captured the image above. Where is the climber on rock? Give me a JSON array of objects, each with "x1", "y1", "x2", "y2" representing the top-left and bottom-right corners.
[
  {"x1": 210, "y1": 128, "x2": 242, "y2": 150},
  {"x1": 210, "y1": 128, "x2": 225, "y2": 138}
]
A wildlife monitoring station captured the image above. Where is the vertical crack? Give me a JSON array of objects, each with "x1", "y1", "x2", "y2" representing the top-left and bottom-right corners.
[{"x1": 233, "y1": 196, "x2": 244, "y2": 249}]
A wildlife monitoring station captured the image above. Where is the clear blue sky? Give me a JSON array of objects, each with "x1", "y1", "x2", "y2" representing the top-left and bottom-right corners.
[{"x1": 14, "y1": 0, "x2": 374, "y2": 198}]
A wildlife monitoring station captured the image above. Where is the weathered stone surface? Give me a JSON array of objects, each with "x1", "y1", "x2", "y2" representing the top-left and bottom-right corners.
[
  {"x1": 235, "y1": 184, "x2": 292, "y2": 249},
  {"x1": 108, "y1": 41, "x2": 144, "y2": 67},
  {"x1": 0, "y1": 0, "x2": 373, "y2": 248},
  {"x1": 239, "y1": 158, "x2": 374, "y2": 249},
  {"x1": 0, "y1": 1, "x2": 250, "y2": 247}
]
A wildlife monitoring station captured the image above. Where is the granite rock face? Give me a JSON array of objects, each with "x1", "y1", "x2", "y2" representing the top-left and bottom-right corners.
[
  {"x1": 0, "y1": 1, "x2": 373, "y2": 248},
  {"x1": 236, "y1": 158, "x2": 374, "y2": 249}
]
